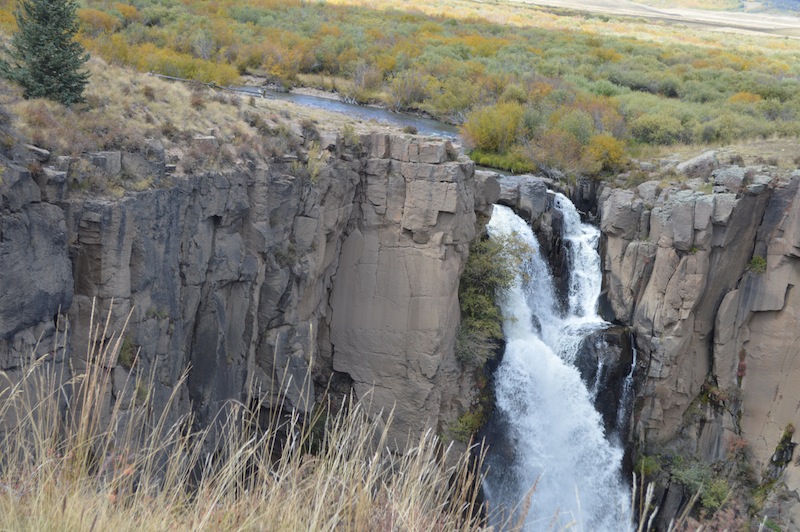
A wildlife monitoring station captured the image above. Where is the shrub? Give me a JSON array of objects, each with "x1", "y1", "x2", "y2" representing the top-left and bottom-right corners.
[
  {"x1": 461, "y1": 102, "x2": 525, "y2": 154},
  {"x1": 526, "y1": 127, "x2": 583, "y2": 175},
  {"x1": 635, "y1": 454, "x2": 661, "y2": 478},
  {"x1": 630, "y1": 113, "x2": 685, "y2": 145},
  {"x1": 672, "y1": 461, "x2": 713, "y2": 495},
  {"x1": 583, "y1": 133, "x2": 626, "y2": 175},
  {"x1": 748, "y1": 255, "x2": 767, "y2": 274},
  {"x1": 389, "y1": 69, "x2": 430, "y2": 109},
  {"x1": 552, "y1": 108, "x2": 595, "y2": 146},
  {"x1": 117, "y1": 336, "x2": 136, "y2": 368},
  {"x1": 700, "y1": 478, "x2": 731, "y2": 511},
  {"x1": 457, "y1": 232, "x2": 531, "y2": 366},
  {"x1": 78, "y1": 8, "x2": 120, "y2": 36},
  {"x1": 729, "y1": 91, "x2": 762, "y2": 104},
  {"x1": 348, "y1": 60, "x2": 383, "y2": 101},
  {"x1": 450, "y1": 405, "x2": 487, "y2": 442}
]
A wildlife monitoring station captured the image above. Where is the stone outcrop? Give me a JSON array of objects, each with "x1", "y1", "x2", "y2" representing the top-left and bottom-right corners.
[
  {"x1": 0, "y1": 166, "x2": 73, "y2": 366},
  {"x1": 330, "y1": 136, "x2": 491, "y2": 443},
  {"x1": 600, "y1": 166, "x2": 800, "y2": 525},
  {"x1": 0, "y1": 131, "x2": 498, "y2": 449},
  {"x1": 496, "y1": 173, "x2": 553, "y2": 224}
]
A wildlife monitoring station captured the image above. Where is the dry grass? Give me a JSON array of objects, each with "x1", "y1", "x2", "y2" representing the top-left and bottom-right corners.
[
  {"x1": 0, "y1": 56, "x2": 389, "y2": 187},
  {"x1": 2, "y1": 58, "x2": 247, "y2": 157},
  {"x1": 0, "y1": 301, "x2": 489, "y2": 531}
]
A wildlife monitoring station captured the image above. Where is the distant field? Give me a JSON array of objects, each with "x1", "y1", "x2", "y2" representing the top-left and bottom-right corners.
[
  {"x1": 635, "y1": 0, "x2": 740, "y2": 9},
  {"x1": 507, "y1": 0, "x2": 800, "y2": 37}
]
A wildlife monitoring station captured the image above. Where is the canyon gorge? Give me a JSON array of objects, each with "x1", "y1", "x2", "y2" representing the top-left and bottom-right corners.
[{"x1": 2, "y1": 124, "x2": 800, "y2": 528}]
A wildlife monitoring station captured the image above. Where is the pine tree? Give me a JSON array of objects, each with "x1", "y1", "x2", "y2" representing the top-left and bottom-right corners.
[{"x1": 0, "y1": 0, "x2": 89, "y2": 105}]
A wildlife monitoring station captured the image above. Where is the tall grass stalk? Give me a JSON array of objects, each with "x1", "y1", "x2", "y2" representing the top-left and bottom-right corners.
[{"x1": 0, "y1": 302, "x2": 490, "y2": 530}]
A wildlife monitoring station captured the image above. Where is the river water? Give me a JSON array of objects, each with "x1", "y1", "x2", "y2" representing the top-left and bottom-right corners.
[
  {"x1": 234, "y1": 86, "x2": 460, "y2": 138},
  {"x1": 483, "y1": 202, "x2": 630, "y2": 531}
]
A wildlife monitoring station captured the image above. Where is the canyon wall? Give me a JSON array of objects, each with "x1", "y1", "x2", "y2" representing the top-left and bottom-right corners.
[
  {"x1": 599, "y1": 163, "x2": 800, "y2": 524},
  {"x1": 0, "y1": 131, "x2": 497, "y2": 447}
]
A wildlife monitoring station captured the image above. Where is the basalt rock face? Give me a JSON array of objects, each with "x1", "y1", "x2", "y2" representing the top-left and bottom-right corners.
[
  {"x1": 0, "y1": 132, "x2": 498, "y2": 448},
  {"x1": 600, "y1": 169, "x2": 800, "y2": 525},
  {"x1": 574, "y1": 327, "x2": 633, "y2": 438}
]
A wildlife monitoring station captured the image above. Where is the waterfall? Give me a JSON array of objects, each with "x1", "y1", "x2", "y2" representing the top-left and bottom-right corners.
[
  {"x1": 615, "y1": 337, "x2": 638, "y2": 445},
  {"x1": 483, "y1": 201, "x2": 630, "y2": 531}
]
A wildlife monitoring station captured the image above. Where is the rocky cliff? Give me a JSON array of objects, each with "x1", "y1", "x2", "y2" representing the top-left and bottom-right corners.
[
  {"x1": 600, "y1": 157, "x2": 800, "y2": 525},
  {"x1": 0, "y1": 129, "x2": 497, "y2": 448}
]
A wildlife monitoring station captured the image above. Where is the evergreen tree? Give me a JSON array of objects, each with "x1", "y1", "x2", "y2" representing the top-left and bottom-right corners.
[{"x1": 0, "y1": 0, "x2": 89, "y2": 105}]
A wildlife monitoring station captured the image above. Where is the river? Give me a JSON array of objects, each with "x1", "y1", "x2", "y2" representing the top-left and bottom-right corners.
[{"x1": 234, "y1": 86, "x2": 460, "y2": 138}]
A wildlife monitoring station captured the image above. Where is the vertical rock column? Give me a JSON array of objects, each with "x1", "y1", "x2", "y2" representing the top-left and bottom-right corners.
[{"x1": 329, "y1": 134, "x2": 484, "y2": 446}]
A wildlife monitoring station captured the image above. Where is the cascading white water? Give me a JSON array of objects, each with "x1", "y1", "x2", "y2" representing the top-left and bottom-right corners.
[
  {"x1": 483, "y1": 201, "x2": 630, "y2": 531},
  {"x1": 615, "y1": 339, "x2": 638, "y2": 445}
]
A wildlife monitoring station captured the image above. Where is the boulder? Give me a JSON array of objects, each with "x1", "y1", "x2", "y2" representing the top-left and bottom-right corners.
[
  {"x1": 497, "y1": 174, "x2": 551, "y2": 223},
  {"x1": 712, "y1": 165, "x2": 746, "y2": 193},
  {"x1": 676, "y1": 150, "x2": 718, "y2": 178}
]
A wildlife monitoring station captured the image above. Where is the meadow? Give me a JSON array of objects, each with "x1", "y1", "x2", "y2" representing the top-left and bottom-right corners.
[
  {"x1": 0, "y1": 0, "x2": 800, "y2": 176},
  {"x1": 1, "y1": 0, "x2": 797, "y2": 175}
]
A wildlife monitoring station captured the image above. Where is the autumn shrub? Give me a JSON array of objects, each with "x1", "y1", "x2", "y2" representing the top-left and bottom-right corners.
[
  {"x1": 424, "y1": 76, "x2": 482, "y2": 123},
  {"x1": 462, "y1": 102, "x2": 525, "y2": 154},
  {"x1": 78, "y1": 8, "x2": 120, "y2": 36},
  {"x1": 526, "y1": 127, "x2": 583, "y2": 175},
  {"x1": 389, "y1": 69, "x2": 431, "y2": 110},
  {"x1": 583, "y1": 133, "x2": 626, "y2": 175},
  {"x1": 729, "y1": 91, "x2": 762, "y2": 104},
  {"x1": 111, "y1": 2, "x2": 140, "y2": 25},
  {"x1": 347, "y1": 60, "x2": 383, "y2": 102}
]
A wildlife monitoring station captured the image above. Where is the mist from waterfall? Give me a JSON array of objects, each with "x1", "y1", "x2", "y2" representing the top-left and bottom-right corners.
[{"x1": 482, "y1": 200, "x2": 630, "y2": 531}]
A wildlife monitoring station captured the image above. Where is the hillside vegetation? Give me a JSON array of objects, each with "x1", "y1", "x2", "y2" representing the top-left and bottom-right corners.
[{"x1": 2, "y1": 0, "x2": 799, "y2": 176}]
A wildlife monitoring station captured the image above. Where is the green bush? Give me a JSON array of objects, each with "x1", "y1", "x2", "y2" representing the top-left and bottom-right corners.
[
  {"x1": 630, "y1": 112, "x2": 686, "y2": 145},
  {"x1": 462, "y1": 102, "x2": 525, "y2": 154},
  {"x1": 117, "y1": 336, "x2": 136, "y2": 369},
  {"x1": 635, "y1": 454, "x2": 662, "y2": 479},
  {"x1": 450, "y1": 406, "x2": 487, "y2": 442},
  {"x1": 748, "y1": 255, "x2": 767, "y2": 274},
  {"x1": 701, "y1": 478, "x2": 731, "y2": 511},
  {"x1": 456, "y1": 232, "x2": 531, "y2": 366}
]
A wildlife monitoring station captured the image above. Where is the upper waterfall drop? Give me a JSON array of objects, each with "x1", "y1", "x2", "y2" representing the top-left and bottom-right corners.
[
  {"x1": 483, "y1": 202, "x2": 630, "y2": 531},
  {"x1": 554, "y1": 192, "x2": 603, "y2": 322}
]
